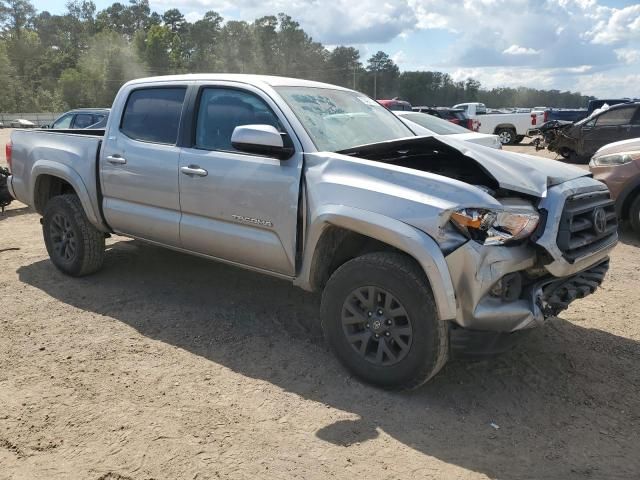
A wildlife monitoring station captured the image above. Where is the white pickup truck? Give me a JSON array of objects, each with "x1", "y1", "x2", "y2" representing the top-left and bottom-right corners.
[{"x1": 453, "y1": 102, "x2": 546, "y2": 145}]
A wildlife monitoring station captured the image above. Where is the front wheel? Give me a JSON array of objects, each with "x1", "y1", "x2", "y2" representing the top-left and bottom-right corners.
[
  {"x1": 629, "y1": 195, "x2": 640, "y2": 234},
  {"x1": 321, "y1": 252, "x2": 448, "y2": 390},
  {"x1": 42, "y1": 194, "x2": 105, "y2": 276}
]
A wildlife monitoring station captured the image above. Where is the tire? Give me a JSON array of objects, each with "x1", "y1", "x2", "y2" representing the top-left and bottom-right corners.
[
  {"x1": 559, "y1": 147, "x2": 572, "y2": 159},
  {"x1": 629, "y1": 195, "x2": 640, "y2": 234},
  {"x1": 42, "y1": 194, "x2": 105, "y2": 276},
  {"x1": 560, "y1": 149, "x2": 588, "y2": 164},
  {"x1": 496, "y1": 128, "x2": 516, "y2": 145},
  {"x1": 321, "y1": 252, "x2": 448, "y2": 390}
]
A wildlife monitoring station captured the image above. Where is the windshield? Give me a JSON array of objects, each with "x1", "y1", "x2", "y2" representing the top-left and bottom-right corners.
[
  {"x1": 399, "y1": 112, "x2": 471, "y2": 134},
  {"x1": 275, "y1": 86, "x2": 414, "y2": 151}
]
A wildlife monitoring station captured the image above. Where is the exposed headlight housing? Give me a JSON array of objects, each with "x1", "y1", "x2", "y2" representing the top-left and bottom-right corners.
[
  {"x1": 450, "y1": 208, "x2": 540, "y2": 246},
  {"x1": 591, "y1": 151, "x2": 640, "y2": 167}
]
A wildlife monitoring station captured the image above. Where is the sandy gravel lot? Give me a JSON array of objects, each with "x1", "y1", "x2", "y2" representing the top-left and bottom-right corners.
[{"x1": 1, "y1": 130, "x2": 639, "y2": 479}]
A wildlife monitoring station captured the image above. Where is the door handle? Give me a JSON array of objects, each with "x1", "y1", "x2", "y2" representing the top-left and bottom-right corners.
[
  {"x1": 180, "y1": 165, "x2": 208, "y2": 177},
  {"x1": 106, "y1": 155, "x2": 127, "y2": 165}
]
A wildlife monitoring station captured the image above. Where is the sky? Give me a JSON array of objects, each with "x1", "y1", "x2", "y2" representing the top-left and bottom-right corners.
[{"x1": 39, "y1": 0, "x2": 640, "y2": 98}]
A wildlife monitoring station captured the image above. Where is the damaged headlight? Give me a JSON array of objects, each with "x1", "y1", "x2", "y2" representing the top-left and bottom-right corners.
[{"x1": 450, "y1": 208, "x2": 540, "y2": 246}]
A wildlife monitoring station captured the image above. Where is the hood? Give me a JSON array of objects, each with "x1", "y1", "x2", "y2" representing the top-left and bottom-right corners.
[
  {"x1": 593, "y1": 137, "x2": 640, "y2": 157},
  {"x1": 448, "y1": 132, "x2": 501, "y2": 149},
  {"x1": 337, "y1": 135, "x2": 589, "y2": 198},
  {"x1": 540, "y1": 120, "x2": 573, "y2": 131}
]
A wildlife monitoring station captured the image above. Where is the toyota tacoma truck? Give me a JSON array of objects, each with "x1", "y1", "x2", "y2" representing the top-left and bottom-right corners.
[{"x1": 5, "y1": 75, "x2": 617, "y2": 389}]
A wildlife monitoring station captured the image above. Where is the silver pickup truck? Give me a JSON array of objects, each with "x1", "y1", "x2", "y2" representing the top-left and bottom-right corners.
[{"x1": 6, "y1": 74, "x2": 617, "y2": 389}]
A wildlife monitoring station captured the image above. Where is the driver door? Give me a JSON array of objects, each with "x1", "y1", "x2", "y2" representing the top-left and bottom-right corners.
[{"x1": 178, "y1": 84, "x2": 303, "y2": 276}]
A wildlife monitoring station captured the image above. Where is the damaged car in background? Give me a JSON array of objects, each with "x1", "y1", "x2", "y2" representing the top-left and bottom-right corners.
[
  {"x1": 5, "y1": 74, "x2": 618, "y2": 389},
  {"x1": 542, "y1": 102, "x2": 640, "y2": 163}
]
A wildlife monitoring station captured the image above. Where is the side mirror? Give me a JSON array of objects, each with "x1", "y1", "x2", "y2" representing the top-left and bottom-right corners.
[{"x1": 231, "y1": 124, "x2": 294, "y2": 160}]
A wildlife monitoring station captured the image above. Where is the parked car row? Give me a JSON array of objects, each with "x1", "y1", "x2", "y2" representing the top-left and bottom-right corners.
[{"x1": 411, "y1": 106, "x2": 478, "y2": 131}]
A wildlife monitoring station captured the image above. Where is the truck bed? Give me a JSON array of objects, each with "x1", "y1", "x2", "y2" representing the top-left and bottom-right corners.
[{"x1": 9, "y1": 129, "x2": 104, "y2": 223}]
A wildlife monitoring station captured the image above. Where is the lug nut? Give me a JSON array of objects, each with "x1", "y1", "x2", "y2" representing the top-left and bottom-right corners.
[
  {"x1": 385, "y1": 331, "x2": 390, "y2": 337},
  {"x1": 374, "y1": 333, "x2": 379, "y2": 338},
  {"x1": 365, "y1": 323, "x2": 370, "y2": 328},
  {"x1": 386, "y1": 319, "x2": 392, "y2": 325},
  {"x1": 377, "y1": 309, "x2": 383, "y2": 315},
  {"x1": 367, "y1": 311, "x2": 372, "y2": 317}
]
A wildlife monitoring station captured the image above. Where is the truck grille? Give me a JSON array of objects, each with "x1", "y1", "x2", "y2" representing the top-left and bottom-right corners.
[{"x1": 556, "y1": 191, "x2": 617, "y2": 263}]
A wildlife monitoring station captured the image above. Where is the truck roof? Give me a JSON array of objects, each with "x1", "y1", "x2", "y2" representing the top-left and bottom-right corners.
[{"x1": 124, "y1": 74, "x2": 351, "y2": 91}]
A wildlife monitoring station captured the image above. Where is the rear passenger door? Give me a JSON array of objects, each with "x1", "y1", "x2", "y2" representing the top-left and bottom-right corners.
[
  {"x1": 177, "y1": 84, "x2": 303, "y2": 276},
  {"x1": 100, "y1": 86, "x2": 187, "y2": 246}
]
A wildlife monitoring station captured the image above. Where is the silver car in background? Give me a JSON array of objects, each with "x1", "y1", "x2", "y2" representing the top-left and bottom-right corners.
[{"x1": 394, "y1": 110, "x2": 503, "y2": 149}]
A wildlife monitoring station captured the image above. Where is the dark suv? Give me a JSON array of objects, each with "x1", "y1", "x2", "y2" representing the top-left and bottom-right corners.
[
  {"x1": 545, "y1": 102, "x2": 640, "y2": 162},
  {"x1": 47, "y1": 108, "x2": 110, "y2": 129}
]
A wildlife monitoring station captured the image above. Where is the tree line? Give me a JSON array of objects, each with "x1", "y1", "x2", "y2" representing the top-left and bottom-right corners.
[{"x1": 0, "y1": 0, "x2": 593, "y2": 113}]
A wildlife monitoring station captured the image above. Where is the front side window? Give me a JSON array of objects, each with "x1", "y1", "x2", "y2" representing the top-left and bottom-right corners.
[
  {"x1": 276, "y1": 86, "x2": 413, "y2": 152},
  {"x1": 195, "y1": 88, "x2": 283, "y2": 151},
  {"x1": 52, "y1": 114, "x2": 73, "y2": 129},
  {"x1": 121, "y1": 88, "x2": 186, "y2": 144},
  {"x1": 595, "y1": 107, "x2": 636, "y2": 126}
]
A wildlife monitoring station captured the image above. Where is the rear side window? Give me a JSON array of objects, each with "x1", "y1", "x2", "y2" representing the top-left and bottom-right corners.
[
  {"x1": 121, "y1": 88, "x2": 186, "y2": 144},
  {"x1": 595, "y1": 107, "x2": 636, "y2": 126}
]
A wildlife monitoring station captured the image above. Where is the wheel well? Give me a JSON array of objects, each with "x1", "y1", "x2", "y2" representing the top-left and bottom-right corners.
[
  {"x1": 494, "y1": 124, "x2": 516, "y2": 133},
  {"x1": 621, "y1": 185, "x2": 640, "y2": 220},
  {"x1": 34, "y1": 175, "x2": 76, "y2": 214},
  {"x1": 310, "y1": 226, "x2": 409, "y2": 291}
]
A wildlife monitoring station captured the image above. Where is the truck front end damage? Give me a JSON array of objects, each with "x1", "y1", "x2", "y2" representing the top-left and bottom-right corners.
[
  {"x1": 444, "y1": 176, "x2": 616, "y2": 341},
  {"x1": 306, "y1": 135, "x2": 616, "y2": 355}
]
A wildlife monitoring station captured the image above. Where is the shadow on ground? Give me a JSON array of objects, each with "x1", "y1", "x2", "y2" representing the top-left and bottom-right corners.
[
  {"x1": 17, "y1": 240, "x2": 640, "y2": 479},
  {"x1": 0, "y1": 205, "x2": 31, "y2": 221}
]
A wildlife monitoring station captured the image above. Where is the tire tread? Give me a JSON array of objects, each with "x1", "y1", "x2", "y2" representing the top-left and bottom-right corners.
[
  {"x1": 43, "y1": 194, "x2": 105, "y2": 276},
  {"x1": 321, "y1": 251, "x2": 449, "y2": 390}
]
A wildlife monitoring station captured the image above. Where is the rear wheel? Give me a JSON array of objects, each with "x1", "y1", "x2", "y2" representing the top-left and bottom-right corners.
[
  {"x1": 321, "y1": 252, "x2": 448, "y2": 390},
  {"x1": 629, "y1": 195, "x2": 640, "y2": 234},
  {"x1": 43, "y1": 194, "x2": 105, "y2": 276},
  {"x1": 496, "y1": 128, "x2": 516, "y2": 145}
]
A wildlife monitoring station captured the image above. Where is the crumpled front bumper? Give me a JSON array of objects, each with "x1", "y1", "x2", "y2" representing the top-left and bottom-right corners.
[
  {"x1": 445, "y1": 240, "x2": 610, "y2": 332},
  {"x1": 444, "y1": 177, "x2": 616, "y2": 332}
]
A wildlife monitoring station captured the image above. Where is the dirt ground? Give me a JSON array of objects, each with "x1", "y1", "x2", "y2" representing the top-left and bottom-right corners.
[{"x1": 1, "y1": 130, "x2": 639, "y2": 480}]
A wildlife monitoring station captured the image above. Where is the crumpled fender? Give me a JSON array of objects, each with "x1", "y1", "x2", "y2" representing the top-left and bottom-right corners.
[{"x1": 294, "y1": 204, "x2": 458, "y2": 321}]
